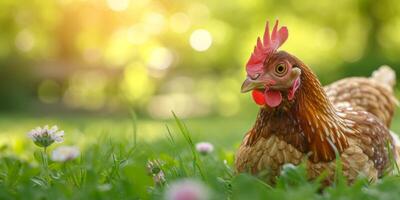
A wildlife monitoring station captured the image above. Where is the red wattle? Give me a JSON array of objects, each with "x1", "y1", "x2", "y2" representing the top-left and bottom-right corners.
[
  {"x1": 288, "y1": 78, "x2": 300, "y2": 101},
  {"x1": 264, "y1": 90, "x2": 282, "y2": 107},
  {"x1": 252, "y1": 90, "x2": 266, "y2": 105}
]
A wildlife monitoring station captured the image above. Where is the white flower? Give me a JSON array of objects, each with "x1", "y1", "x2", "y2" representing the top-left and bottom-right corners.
[
  {"x1": 165, "y1": 179, "x2": 210, "y2": 200},
  {"x1": 280, "y1": 163, "x2": 298, "y2": 176},
  {"x1": 51, "y1": 146, "x2": 80, "y2": 162},
  {"x1": 153, "y1": 170, "x2": 166, "y2": 186},
  {"x1": 27, "y1": 125, "x2": 64, "y2": 147},
  {"x1": 146, "y1": 159, "x2": 164, "y2": 175},
  {"x1": 282, "y1": 163, "x2": 297, "y2": 170},
  {"x1": 146, "y1": 159, "x2": 166, "y2": 185},
  {"x1": 195, "y1": 142, "x2": 214, "y2": 155},
  {"x1": 97, "y1": 184, "x2": 112, "y2": 192}
]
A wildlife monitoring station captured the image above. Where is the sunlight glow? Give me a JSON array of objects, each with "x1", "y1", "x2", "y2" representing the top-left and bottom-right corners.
[
  {"x1": 190, "y1": 29, "x2": 212, "y2": 52},
  {"x1": 107, "y1": 0, "x2": 129, "y2": 12}
]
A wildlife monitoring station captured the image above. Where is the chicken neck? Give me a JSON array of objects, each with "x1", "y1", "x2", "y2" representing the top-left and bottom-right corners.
[{"x1": 293, "y1": 63, "x2": 350, "y2": 162}]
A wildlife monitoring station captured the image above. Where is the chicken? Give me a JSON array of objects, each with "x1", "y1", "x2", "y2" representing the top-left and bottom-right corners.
[{"x1": 235, "y1": 20, "x2": 399, "y2": 184}]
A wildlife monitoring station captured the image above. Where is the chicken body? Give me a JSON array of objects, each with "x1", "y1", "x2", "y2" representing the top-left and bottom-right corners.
[
  {"x1": 325, "y1": 66, "x2": 398, "y2": 126},
  {"x1": 235, "y1": 59, "x2": 398, "y2": 184}
]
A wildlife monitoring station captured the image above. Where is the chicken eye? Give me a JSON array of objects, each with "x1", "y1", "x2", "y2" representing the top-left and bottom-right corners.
[{"x1": 275, "y1": 63, "x2": 287, "y2": 76}]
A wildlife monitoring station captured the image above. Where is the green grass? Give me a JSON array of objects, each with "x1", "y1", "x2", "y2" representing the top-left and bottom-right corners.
[{"x1": 1, "y1": 112, "x2": 400, "y2": 199}]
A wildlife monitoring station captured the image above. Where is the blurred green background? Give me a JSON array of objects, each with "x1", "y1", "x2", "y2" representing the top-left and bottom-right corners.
[
  {"x1": 1, "y1": 0, "x2": 400, "y2": 142},
  {"x1": 2, "y1": 0, "x2": 400, "y2": 116}
]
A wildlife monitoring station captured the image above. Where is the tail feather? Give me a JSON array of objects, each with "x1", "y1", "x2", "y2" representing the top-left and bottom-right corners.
[
  {"x1": 371, "y1": 65, "x2": 399, "y2": 106},
  {"x1": 371, "y1": 65, "x2": 396, "y2": 89}
]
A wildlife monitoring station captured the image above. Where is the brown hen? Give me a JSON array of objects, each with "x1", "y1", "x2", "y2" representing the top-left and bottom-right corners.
[{"x1": 235, "y1": 21, "x2": 399, "y2": 184}]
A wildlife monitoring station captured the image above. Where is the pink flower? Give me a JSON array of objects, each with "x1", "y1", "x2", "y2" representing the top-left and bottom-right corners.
[
  {"x1": 165, "y1": 179, "x2": 210, "y2": 200},
  {"x1": 195, "y1": 142, "x2": 214, "y2": 155}
]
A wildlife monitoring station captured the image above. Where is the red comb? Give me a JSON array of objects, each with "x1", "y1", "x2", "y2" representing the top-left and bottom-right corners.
[{"x1": 246, "y1": 20, "x2": 288, "y2": 74}]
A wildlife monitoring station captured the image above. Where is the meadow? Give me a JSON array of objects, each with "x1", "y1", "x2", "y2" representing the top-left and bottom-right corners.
[
  {"x1": 2, "y1": 0, "x2": 400, "y2": 199},
  {"x1": 1, "y1": 111, "x2": 400, "y2": 199}
]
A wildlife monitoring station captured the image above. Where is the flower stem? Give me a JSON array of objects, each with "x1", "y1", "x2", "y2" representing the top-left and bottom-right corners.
[{"x1": 43, "y1": 147, "x2": 51, "y2": 186}]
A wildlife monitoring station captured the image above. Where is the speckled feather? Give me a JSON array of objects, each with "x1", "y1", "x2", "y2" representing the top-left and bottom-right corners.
[
  {"x1": 325, "y1": 66, "x2": 398, "y2": 126},
  {"x1": 235, "y1": 55, "x2": 398, "y2": 184}
]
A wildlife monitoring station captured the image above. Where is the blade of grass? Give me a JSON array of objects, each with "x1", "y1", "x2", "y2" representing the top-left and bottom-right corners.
[
  {"x1": 386, "y1": 140, "x2": 400, "y2": 175},
  {"x1": 172, "y1": 112, "x2": 206, "y2": 181},
  {"x1": 166, "y1": 125, "x2": 188, "y2": 177},
  {"x1": 327, "y1": 137, "x2": 346, "y2": 187}
]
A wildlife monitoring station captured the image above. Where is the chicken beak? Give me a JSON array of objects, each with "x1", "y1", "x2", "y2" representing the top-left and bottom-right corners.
[{"x1": 241, "y1": 78, "x2": 261, "y2": 93}]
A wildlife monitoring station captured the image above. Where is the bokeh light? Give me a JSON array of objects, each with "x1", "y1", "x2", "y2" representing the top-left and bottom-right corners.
[
  {"x1": 120, "y1": 62, "x2": 154, "y2": 104},
  {"x1": 15, "y1": 29, "x2": 34, "y2": 52},
  {"x1": 147, "y1": 47, "x2": 174, "y2": 71},
  {"x1": 190, "y1": 29, "x2": 213, "y2": 52}
]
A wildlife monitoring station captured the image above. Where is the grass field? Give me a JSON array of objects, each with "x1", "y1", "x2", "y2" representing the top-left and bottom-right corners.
[{"x1": 1, "y1": 111, "x2": 400, "y2": 199}]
